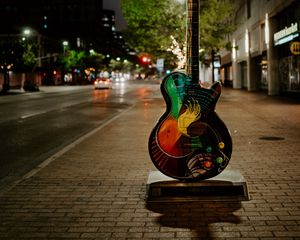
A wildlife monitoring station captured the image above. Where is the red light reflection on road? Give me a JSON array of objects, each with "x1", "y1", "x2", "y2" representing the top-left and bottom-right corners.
[
  {"x1": 137, "y1": 87, "x2": 150, "y2": 100},
  {"x1": 92, "y1": 89, "x2": 109, "y2": 102},
  {"x1": 137, "y1": 87, "x2": 153, "y2": 122}
]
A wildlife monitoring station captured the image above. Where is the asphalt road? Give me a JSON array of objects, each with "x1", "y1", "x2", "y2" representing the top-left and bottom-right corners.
[{"x1": 0, "y1": 82, "x2": 157, "y2": 191}]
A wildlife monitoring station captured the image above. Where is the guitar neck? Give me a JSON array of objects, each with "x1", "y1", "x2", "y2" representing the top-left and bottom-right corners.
[{"x1": 186, "y1": 0, "x2": 199, "y2": 83}]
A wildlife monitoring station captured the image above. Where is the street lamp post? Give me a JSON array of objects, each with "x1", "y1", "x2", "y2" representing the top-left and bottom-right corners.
[
  {"x1": 62, "y1": 41, "x2": 69, "y2": 54},
  {"x1": 23, "y1": 28, "x2": 43, "y2": 89},
  {"x1": 62, "y1": 41, "x2": 69, "y2": 83}
]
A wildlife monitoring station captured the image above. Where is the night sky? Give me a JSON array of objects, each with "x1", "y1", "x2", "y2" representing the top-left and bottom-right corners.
[{"x1": 103, "y1": 0, "x2": 127, "y2": 31}]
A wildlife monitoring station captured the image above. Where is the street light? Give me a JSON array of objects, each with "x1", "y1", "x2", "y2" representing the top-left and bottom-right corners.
[
  {"x1": 22, "y1": 29, "x2": 31, "y2": 41},
  {"x1": 62, "y1": 41, "x2": 69, "y2": 46},
  {"x1": 62, "y1": 41, "x2": 69, "y2": 54},
  {"x1": 23, "y1": 29, "x2": 31, "y2": 36},
  {"x1": 89, "y1": 49, "x2": 95, "y2": 55}
]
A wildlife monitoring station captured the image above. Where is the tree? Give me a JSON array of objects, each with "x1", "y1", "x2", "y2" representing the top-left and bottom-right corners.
[
  {"x1": 121, "y1": 0, "x2": 185, "y2": 69},
  {"x1": 60, "y1": 50, "x2": 85, "y2": 72},
  {"x1": 21, "y1": 40, "x2": 37, "y2": 70},
  {"x1": 59, "y1": 49, "x2": 105, "y2": 84},
  {"x1": 109, "y1": 59, "x2": 134, "y2": 72},
  {"x1": 0, "y1": 38, "x2": 37, "y2": 92},
  {"x1": 200, "y1": 0, "x2": 236, "y2": 54},
  {"x1": 199, "y1": 0, "x2": 236, "y2": 82},
  {"x1": 84, "y1": 53, "x2": 105, "y2": 70},
  {"x1": 121, "y1": 0, "x2": 235, "y2": 73}
]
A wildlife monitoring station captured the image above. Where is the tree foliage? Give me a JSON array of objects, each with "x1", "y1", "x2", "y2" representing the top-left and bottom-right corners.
[
  {"x1": 121, "y1": 0, "x2": 236, "y2": 68},
  {"x1": 84, "y1": 53, "x2": 105, "y2": 70},
  {"x1": 21, "y1": 41, "x2": 37, "y2": 70},
  {"x1": 200, "y1": 0, "x2": 236, "y2": 55},
  {"x1": 0, "y1": 38, "x2": 37, "y2": 73},
  {"x1": 60, "y1": 50, "x2": 86, "y2": 72},
  {"x1": 121, "y1": 0, "x2": 185, "y2": 59},
  {"x1": 109, "y1": 59, "x2": 134, "y2": 72},
  {"x1": 59, "y1": 50, "x2": 105, "y2": 72}
]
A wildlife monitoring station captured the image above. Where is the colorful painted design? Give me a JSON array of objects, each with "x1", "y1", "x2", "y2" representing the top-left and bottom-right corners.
[{"x1": 148, "y1": 72, "x2": 232, "y2": 180}]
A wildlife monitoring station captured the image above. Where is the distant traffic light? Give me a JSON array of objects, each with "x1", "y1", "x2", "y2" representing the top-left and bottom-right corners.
[
  {"x1": 139, "y1": 53, "x2": 151, "y2": 65},
  {"x1": 142, "y1": 56, "x2": 149, "y2": 63}
]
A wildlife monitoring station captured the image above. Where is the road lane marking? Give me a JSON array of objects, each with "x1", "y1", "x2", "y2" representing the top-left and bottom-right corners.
[{"x1": 20, "y1": 111, "x2": 48, "y2": 119}]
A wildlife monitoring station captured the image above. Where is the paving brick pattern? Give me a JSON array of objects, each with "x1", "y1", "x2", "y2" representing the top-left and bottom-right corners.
[{"x1": 0, "y1": 86, "x2": 299, "y2": 239}]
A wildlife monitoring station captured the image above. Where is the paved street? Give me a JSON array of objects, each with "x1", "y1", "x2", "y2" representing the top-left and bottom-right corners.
[
  {"x1": 0, "y1": 85, "x2": 299, "y2": 239},
  {"x1": 0, "y1": 84, "x2": 138, "y2": 193}
]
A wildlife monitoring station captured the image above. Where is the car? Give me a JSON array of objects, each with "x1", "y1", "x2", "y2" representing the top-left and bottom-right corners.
[{"x1": 94, "y1": 78, "x2": 113, "y2": 89}]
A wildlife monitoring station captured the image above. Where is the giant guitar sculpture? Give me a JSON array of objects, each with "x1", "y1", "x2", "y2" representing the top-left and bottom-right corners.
[{"x1": 148, "y1": 0, "x2": 232, "y2": 180}]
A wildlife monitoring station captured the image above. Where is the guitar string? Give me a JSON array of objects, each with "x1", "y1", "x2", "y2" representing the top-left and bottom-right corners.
[{"x1": 186, "y1": 0, "x2": 198, "y2": 79}]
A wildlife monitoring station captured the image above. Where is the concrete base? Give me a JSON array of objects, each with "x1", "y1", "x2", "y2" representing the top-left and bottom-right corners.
[{"x1": 146, "y1": 169, "x2": 250, "y2": 202}]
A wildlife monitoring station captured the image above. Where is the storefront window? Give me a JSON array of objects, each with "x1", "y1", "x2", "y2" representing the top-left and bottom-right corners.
[
  {"x1": 290, "y1": 56, "x2": 300, "y2": 91},
  {"x1": 279, "y1": 55, "x2": 300, "y2": 92},
  {"x1": 260, "y1": 55, "x2": 268, "y2": 90}
]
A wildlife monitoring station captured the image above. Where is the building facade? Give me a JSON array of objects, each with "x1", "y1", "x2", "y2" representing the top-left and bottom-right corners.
[
  {"x1": 220, "y1": 0, "x2": 300, "y2": 96},
  {"x1": 0, "y1": 0, "x2": 105, "y2": 51}
]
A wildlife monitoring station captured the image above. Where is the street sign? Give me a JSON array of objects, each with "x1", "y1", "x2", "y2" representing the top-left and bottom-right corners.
[{"x1": 156, "y1": 58, "x2": 164, "y2": 72}]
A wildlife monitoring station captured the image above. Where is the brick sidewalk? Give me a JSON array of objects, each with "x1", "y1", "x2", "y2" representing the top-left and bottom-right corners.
[{"x1": 0, "y1": 87, "x2": 299, "y2": 239}]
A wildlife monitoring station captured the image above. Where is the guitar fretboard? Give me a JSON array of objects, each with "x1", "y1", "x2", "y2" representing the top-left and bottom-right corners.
[{"x1": 186, "y1": 0, "x2": 199, "y2": 84}]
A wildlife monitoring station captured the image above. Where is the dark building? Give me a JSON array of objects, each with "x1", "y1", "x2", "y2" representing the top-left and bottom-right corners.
[
  {"x1": 0, "y1": 0, "x2": 128, "y2": 57},
  {"x1": 0, "y1": 0, "x2": 131, "y2": 87}
]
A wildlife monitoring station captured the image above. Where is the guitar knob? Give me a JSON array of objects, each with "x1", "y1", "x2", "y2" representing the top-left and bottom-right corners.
[
  {"x1": 206, "y1": 146, "x2": 212, "y2": 153},
  {"x1": 216, "y1": 157, "x2": 224, "y2": 164},
  {"x1": 203, "y1": 160, "x2": 213, "y2": 169},
  {"x1": 219, "y1": 142, "x2": 225, "y2": 149}
]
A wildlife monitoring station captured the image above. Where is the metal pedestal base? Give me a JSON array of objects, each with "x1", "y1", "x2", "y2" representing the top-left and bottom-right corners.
[{"x1": 146, "y1": 169, "x2": 250, "y2": 202}]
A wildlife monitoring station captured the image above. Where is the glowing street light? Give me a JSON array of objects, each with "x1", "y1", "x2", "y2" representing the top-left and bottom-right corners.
[
  {"x1": 62, "y1": 41, "x2": 69, "y2": 47},
  {"x1": 22, "y1": 29, "x2": 31, "y2": 41},
  {"x1": 62, "y1": 41, "x2": 69, "y2": 54},
  {"x1": 23, "y1": 29, "x2": 31, "y2": 36},
  {"x1": 89, "y1": 49, "x2": 95, "y2": 55}
]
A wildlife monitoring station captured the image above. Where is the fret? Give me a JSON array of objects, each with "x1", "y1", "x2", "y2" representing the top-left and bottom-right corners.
[{"x1": 186, "y1": 0, "x2": 199, "y2": 83}]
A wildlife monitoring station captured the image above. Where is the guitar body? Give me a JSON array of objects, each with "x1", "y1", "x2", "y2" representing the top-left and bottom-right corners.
[{"x1": 148, "y1": 72, "x2": 232, "y2": 180}]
